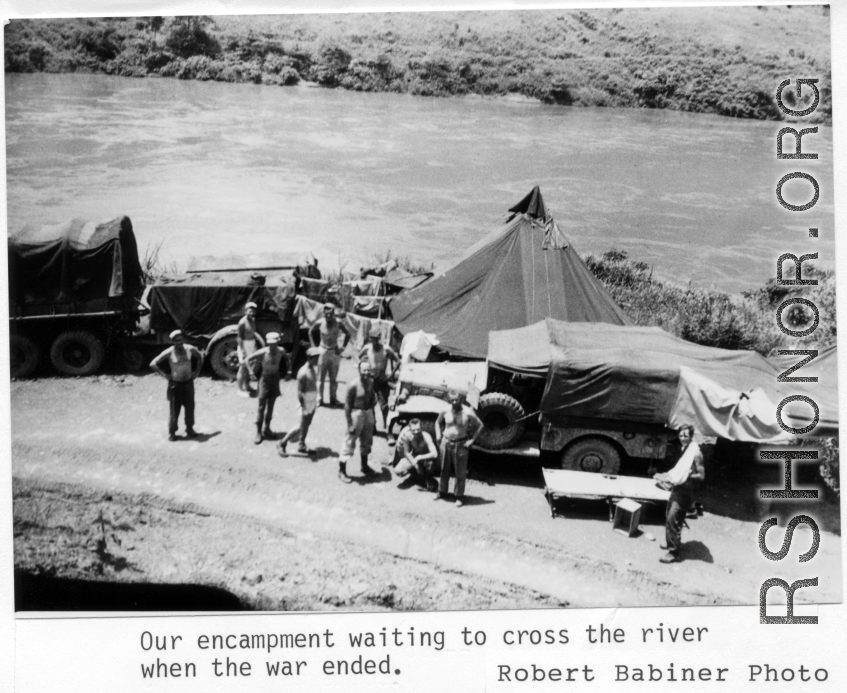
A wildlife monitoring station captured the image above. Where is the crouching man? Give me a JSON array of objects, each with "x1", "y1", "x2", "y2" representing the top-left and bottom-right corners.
[
  {"x1": 391, "y1": 419, "x2": 439, "y2": 491},
  {"x1": 654, "y1": 424, "x2": 705, "y2": 563},
  {"x1": 150, "y1": 329, "x2": 204, "y2": 441}
]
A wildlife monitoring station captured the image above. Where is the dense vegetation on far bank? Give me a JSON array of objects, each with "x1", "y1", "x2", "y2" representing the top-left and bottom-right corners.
[
  {"x1": 5, "y1": 6, "x2": 831, "y2": 122},
  {"x1": 584, "y1": 250, "x2": 835, "y2": 357}
]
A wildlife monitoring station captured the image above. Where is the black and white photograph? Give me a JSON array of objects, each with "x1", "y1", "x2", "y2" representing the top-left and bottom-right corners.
[{"x1": 4, "y1": 2, "x2": 841, "y2": 621}]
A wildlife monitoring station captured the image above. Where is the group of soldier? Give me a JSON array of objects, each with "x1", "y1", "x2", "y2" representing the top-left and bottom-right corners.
[{"x1": 150, "y1": 301, "x2": 484, "y2": 507}]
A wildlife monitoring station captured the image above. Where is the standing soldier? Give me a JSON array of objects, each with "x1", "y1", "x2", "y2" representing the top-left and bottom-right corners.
[
  {"x1": 237, "y1": 301, "x2": 258, "y2": 397},
  {"x1": 150, "y1": 330, "x2": 204, "y2": 441},
  {"x1": 435, "y1": 391, "x2": 483, "y2": 507},
  {"x1": 309, "y1": 303, "x2": 350, "y2": 407},
  {"x1": 278, "y1": 347, "x2": 322, "y2": 456},
  {"x1": 655, "y1": 424, "x2": 705, "y2": 563},
  {"x1": 339, "y1": 361, "x2": 379, "y2": 483},
  {"x1": 246, "y1": 332, "x2": 288, "y2": 445},
  {"x1": 358, "y1": 328, "x2": 399, "y2": 434}
]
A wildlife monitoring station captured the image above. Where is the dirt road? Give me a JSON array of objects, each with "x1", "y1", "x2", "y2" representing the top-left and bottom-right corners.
[{"x1": 10, "y1": 360, "x2": 842, "y2": 611}]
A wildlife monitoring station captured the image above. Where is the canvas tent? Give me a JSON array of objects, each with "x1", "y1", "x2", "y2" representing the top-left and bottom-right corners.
[
  {"x1": 390, "y1": 187, "x2": 631, "y2": 359},
  {"x1": 8, "y1": 216, "x2": 143, "y2": 307},
  {"x1": 488, "y1": 319, "x2": 838, "y2": 441}
]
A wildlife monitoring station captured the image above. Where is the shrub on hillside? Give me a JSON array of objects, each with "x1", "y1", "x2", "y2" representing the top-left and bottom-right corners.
[
  {"x1": 164, "y1": 16, "x2": 220, "y2": 59},
  {"x1": 73, "y1": 25, "x2": 121, "y2": 61},
  {"x1": 584, "y1": 250, "x2": 783, "y2": 354}
]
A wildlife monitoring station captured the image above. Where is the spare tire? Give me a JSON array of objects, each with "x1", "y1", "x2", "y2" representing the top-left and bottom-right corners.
[
  {"x1": 209, "y1": 335, "x2": 240, "y2": 381},
  {"x1": 10, "y1": 334, "x2": 41, "y2": 379},
  {"x1": 475, "y1": 392, "x2": 526, "y2": 450},
  {"x1": 560, "y1": 437, "x2": 622, "y2": 475},
  {"x1": 50, "y1": 330, "x2": 105, "y2": 376}
]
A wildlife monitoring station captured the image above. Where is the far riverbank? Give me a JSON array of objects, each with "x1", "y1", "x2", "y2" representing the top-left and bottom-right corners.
[{"x1": 4, "y1": 6, "x2": 832, "y2": 123}]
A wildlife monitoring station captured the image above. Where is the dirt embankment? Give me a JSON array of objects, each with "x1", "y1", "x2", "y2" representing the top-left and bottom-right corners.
[{"x1": 10, "y1": 360, "x2": 842, "y2": 611}]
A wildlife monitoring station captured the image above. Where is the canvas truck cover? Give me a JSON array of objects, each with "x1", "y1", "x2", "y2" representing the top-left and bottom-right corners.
[
  {"x1": 488, "y1": 320, "x2": 837, "y2": 440},
  {"x1": 148, "y1": 270, "x2": 296, "y2": 339},
  {"x1": 8, "y1": 216, "x2": 143, "y2": 307}
]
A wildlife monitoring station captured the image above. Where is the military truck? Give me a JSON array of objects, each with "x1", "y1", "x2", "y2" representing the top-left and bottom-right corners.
[
  {"x1": 132, "y1": 253, "x2": 306, "y2": 380},
  {"x1": 387, "y1": 358, "x2": 675, "y2": 476},
  {"x1": 8, "y1": 216, "x2": 145, "y2": 378}
]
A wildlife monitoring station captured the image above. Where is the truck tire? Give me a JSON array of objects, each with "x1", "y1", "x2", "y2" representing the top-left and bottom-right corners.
[
  {"x1": 475, "y1": 392, "x2": 526, "y2": 450},
  {"x1": 209, "y1": 335, "x2": 240, "y2": 381},
  {"x1": 121, "y1": 346, "x2": 145, "y2": 373},
  {"x1": 10, "y1": 334, "x2": 41, "y2": 379},
  {"x1": 560, "y1": 437, "x2": 622, "y2": 475},
  {"x1": 50, "y1": 330, "x2": 105, "y2": 376}
]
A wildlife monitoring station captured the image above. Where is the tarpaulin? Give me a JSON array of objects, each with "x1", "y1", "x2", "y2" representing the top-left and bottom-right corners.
[
  {"x1": 488, "y1": 319, "x2": 837, "y2": 439},
  {"x1": 148, "y1": 270, "x2": 293, "y2": 339},
  {"x1": 8, "y1": 216, "x2": 143, "y2": 306},
  {"x1": 670, "y1": 367, "x2": 789, "y2": 442},
  {"x1": 391, "y1": 187, "x2": 630, "y2": 358}
]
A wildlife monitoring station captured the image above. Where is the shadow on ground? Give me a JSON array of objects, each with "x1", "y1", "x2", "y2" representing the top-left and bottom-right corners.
[{"x1": 15, "y1": 570, "x2": 245, "y2": 611}]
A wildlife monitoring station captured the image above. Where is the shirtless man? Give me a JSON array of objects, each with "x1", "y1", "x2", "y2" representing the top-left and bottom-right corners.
[
  {"x1": 278, "y1": 347, "x2": 321, "y2": 456},
  {"x1": 358, "y1": 328, "x2": 399, "y2": 432},
  {"x1": 309, "y1": 303, "x2": 351, "y2": 407},
  {"x1": 338, "y1": 361, "x2": 379, "y2": 483},
  {"x1": 391, "y1": 418, "x2": 439, "y2": 491},
  {"x1": 245, "y1": 332, "x2": 288, "y2": 444},
  {"x1": 150, "y1": 330, "x2": 204, "y2": 441},
  {"x1": 435, "y1": 391, "x2": 483, "y2": 507},
  {"x1": 236, "y1": 301, "x2": 258, "y2": 397}
]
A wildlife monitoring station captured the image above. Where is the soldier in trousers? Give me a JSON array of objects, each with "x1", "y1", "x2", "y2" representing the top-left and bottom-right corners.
[
  {"x1": 338, "y1": 361, "x2": 380, "y2": 483},
  {"x1": 151, "y1": 330, "x2": 204, "y2": 441},
  {"x1": 246, "y1": 332, "x2": 288, "y2": 444},
  {"x1": 435, "y1": 391, "x2": 483, "y2": 507}
]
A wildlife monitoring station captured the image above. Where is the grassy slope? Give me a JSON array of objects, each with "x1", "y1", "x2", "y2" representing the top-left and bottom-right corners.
[{"x1": 4, "y1": 6, "x2": 832, "y2": 122}]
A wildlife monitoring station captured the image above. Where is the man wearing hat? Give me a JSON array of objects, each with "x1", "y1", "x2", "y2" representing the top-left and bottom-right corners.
[
  {"x1": 435, "y1": 391, "x2": 483, "y2": 507},
  {"x1": 237, "y1": 301, "x2": 259, "y2": 397},
  {"x1": 150, "y1": 330, "x2": 204, "y2": 441},
  {"x1": 338, "y1": 360, "x2": 380, "y2": 482},
  {"x1": 358, "y1": 327, "x2": 399, "y2": 434},
  {"x1": 245, "y1": 332, "x2": 289, "y2": 444},
  {"x1": 308, "y1": 303, "x2": 351, "y2": 407},
  {"x1": 278, "y1": 346, "x2": 321, "y2": 456}
]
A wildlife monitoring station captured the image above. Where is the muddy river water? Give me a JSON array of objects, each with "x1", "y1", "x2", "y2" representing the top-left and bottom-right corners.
[{"x1": 4, "y1": 73, "x2": 834, "y2": 291}]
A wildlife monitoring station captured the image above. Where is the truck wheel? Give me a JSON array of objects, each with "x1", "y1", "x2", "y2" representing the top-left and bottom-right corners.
[
  {"x1": 10, "y1": 334, "x2": 41, "y2": 379},
  {"x1": 209, "y1": 335, "x2": 240, "y2": 381},
  {"x1": 560, "y1": 437, "x2": 622, "y2": 475},
  {"x1": 475, "y1": 392, "x2": 526, "y2": 450},
  {"x1": 121, "y1": 346, "x2": 145, "y2": 373},
  {"x1": 50, "y1": 330, "x2": 105, "y2": 376}
]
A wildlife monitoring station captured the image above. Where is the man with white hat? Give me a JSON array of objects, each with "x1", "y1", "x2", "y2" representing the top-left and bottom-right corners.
[
  {"x1": 237, "y1": 301, "x2": 259, "y2": 397},
  {"x1": 150, "y1": 330, "x2": 204, "y2": 441},
  {"x1": 245, "y1": 331, "x2": 288, "y2": 444},
  {"x1": 278, "y1": 346, "x2": 321, "y2": 456}
]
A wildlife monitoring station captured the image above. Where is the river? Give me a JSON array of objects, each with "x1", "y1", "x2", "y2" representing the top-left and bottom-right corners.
[{"x1": 4, "y1": 73, "x2": 834, "y2": 292}]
